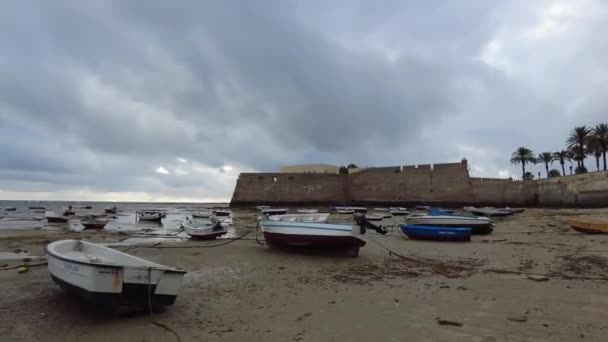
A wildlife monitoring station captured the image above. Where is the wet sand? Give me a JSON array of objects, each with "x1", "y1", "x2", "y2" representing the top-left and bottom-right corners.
[{"x1": 1, "y1": 208, "x2": 608, "y2": 341}]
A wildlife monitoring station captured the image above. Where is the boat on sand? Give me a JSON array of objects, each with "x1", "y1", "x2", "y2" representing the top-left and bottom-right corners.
[
  {"x1": 400, "y1": 224, "x2": 471, "y2": 241},
  {"x1": 104, "y1": 206, "x2": 118, "y2": 214},
  {"x1": 406, "y1": 214, "x2": 494, "y2": 235},
  {"x1": 258, "y1": 215, "x2": 386, "y2": 257},
  {"x1": 268, "y1": 213, "x2": 330, "y2": 223},
  {"x1": 81, "y1": 217, "x2": 108, "y2": 229},
  {"x1": 261, "y1": 208, "x2": 288, "y2": 216},
  {"x1": 568, "y1": 219, "x2": 608, "y2": 234},
  {"x1": 137, "y1": 211, "x2": 163, "y2": 222},
  {"x1": 45, "y1": 239, "x2": 186, "y2": 309},
  {"x1": 46, "y1": 211, "x2": 69, "y2": 223},
  {"x1": 192, "y1": 211, "x2": 211, "y2": 219},
  {"x1": 182, "y1": 219, "x2": 227, "y2": 239}
]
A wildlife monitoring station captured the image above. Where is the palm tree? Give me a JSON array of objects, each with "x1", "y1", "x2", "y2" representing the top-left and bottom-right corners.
[
  {"x1": 537, "y1": 152, "x2": 553, "y2": 178},
  {"x1": 510, "y1": 147, "x2": 537, "y2": 179},
  {"x1": 566, "y1": 126, "x2": 591, "y2": 168},
  {"x1": 587, "y1": 136, "x2": 602, "y2": 171},
  {"x1": 552, "y1": 150, "x2": 572, "y2": 177},
  {"x1": 592, "y1": 123, "x2": 608, "y2": 171}
]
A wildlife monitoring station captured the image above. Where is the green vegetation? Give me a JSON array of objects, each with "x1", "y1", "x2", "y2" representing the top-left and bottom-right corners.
[{"x1": 511, "y1": 122, "x2": 607, "y2": 179}]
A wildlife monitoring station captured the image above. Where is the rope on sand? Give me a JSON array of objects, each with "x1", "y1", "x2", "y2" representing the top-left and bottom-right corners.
[
  {"x1": 369, "y1": 238, "x2": 608, "y2": 282},
  {"x1": 147, "y1": 267, "x2": 181, "y2": 342}
]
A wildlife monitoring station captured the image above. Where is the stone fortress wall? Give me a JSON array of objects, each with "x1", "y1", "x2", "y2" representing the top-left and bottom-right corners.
[{"x1": 231, "y1": 160, "x2": 608, "y2": 207}]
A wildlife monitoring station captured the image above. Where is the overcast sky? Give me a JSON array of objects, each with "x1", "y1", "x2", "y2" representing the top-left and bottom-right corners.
[{"x1": 1, "y1": 0, "x2": 607, "y2": 202}]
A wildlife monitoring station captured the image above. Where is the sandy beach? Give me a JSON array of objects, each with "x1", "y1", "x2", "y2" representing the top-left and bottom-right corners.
[{"x1": 1, "y1": 207, "x2": 608, "y2": 341}]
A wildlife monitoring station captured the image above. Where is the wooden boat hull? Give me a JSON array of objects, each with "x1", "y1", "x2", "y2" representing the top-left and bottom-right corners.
[
  {"x1": 46, "y1": 240, "x2": 185, "y2": 309},
  {"x1": 568, "y1": 220, "x2": 608, "y2": 234},
  {"x1": 400, "y1": 224, "x2": 471, "y2": 241}
]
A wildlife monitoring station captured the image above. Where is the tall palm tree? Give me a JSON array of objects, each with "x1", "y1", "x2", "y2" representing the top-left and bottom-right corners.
[
  {"x1": 566, "y1": 126, "x2": 591, "y2": 168},
  {"x1": 552, "y1": 150, "x2": 572, "y2": 176},
  {"x1": 510, "y1": 147, "x2": 536, "y2": 179},
  {"x1": 592, "y1": 123, "x2": 608, "y2": 171},
  {"x1": 587, "y1": 136, "x2": 602, "y2": 171},
  {"x1": 537, "y1": 152, "x2": 554, "y2": 178}
]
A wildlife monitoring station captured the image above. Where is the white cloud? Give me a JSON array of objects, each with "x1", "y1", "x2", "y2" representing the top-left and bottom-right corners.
[
  {"x1": 155, "y1": 166, "x2": 169, "y2": 174},
  {"x1": 177, "y1": 157, "x2": 188, "y2": 163}
]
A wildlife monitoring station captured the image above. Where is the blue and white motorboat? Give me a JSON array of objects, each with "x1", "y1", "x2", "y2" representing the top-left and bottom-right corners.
[{"x1": 400, "y1": 224, "x2": 471, "y2": 241}]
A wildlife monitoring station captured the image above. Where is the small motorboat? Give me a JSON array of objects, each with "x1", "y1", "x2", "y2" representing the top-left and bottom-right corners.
[
  {"x1": 74, "y1": 205, "x2": 92, "y2": 210},
  {"x1": 268, "y1": 213, "x2": 330, "y2": 223},
  {"x1": 416, "y1": 205, "x2": 431, "y2": 210},
  {"x1": 104, "y1": 206, "x2": 118, "y2": 214},
  {"x1": 46, "y1": 211, "x2": 69, "y2": 223},
  {"x1": 212, "y1": 209, "x2": 232, "y2": 217},
  {"x1": 29, "y1": 205, "x2": 46, "y2": 210},
  {"x1": 406, "y1": 214, "x2": 494, "y2": 235},
  {"x1": 334, "y1": 206, "x2": 367, "y2": 214},
  {"x1": 296, "y1": 209, "x2": 319, "y2": 214},
  {"x1": 81, "y1": 217, "x2": 108, "y2": 229},
  {"x1": 505, "y1": 207, "x2": 525, "y2": 214},
  {"x1": 335, "y1": 208, "x2": 354, "y2": 214},
  {"x1": 468, "y1": 207, "x2": 512, "y2": 217},
  {"x1": 182, "y1": 219, "x2": 227, "y2": 239},
  {"x1": 137, "y1": 211, "x2": 163, "y2": 221},
  {"x1": 429, "y1": 208, "x2": 454, "y2": 214},
  {"x1": 4, "y1": 207, "x2": 16, "y2": 211},
  {"x1": 365, "y1": 214, "x2": 384, "y2": 221},
  {"x1": 45, "y1": 239, "x2": 186, "y2": 309},
  {"x1": 568, "y1": 219, "x2": 608, "y2": 234},
  {"x1": 400, "y1": 224, "x2": 471, "y2": 241},
  {"x1": 192, "y1": 211, "x2": 211, "y2": 219},
  {"x1": 389, "y1": 207, "x2": 409, "y2": 216},
  {"x1": 262, "y1": 208, "x2": 288, "y2": 216},
  {"x1": 382, "y1": 213, "x2": 393, "y2": 219},
  {"x1": 258, "y1": 215, "x2": 386, "y2": 257}
]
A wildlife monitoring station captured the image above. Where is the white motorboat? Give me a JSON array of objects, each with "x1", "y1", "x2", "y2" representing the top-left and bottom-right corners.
[
  {"x1": 46, "y1": 211, "x2": 69, "y2": 223},
  {"x1": 182, "y1": 219, "x2": 227, "y2": 240},
  {"x1": 467, "y1": 207, "x2": 513, "y2": 217},
  {"x1": 212, "y1": 209, "x2": 232, "y2": 217},
  {"x1": 261, "y1": 208, "x2": 288, "y2": 216},
  {"x1": 81, "y1": 216, "x2": 108, "y2": 229},
  {"x1": 268, "y1": 213, "x2": 330, "y2": 223},
  {"x1": 192, "y1": 211, "x2": 211, "y2": 219},
  {"x1": 335, "y1": 208, "x2": 354, "y2": 214},
  {"x1": 296, "y1": 209, "x2": 319, "y2": 214},
  {"x1": 334, "y1": 206, "x2": 367, "y2": 213},
  {"x1": 258, "y1": 215, "x2": 386, "y2": 257},
  {"x1": 216, "y1": 216, "x2": 233, "y2": 226},
  {"x1": 389, "y1": 207, "x2": 409, "y2": 216},
  {"x1": 45, "y1": 239, "x2": 186, "y2": 309},
  {"x1": 137, "y1": 211, "x2": 163, "y2": 221},
  {"x1": 405, "y1": 214, "x2": 494, "y2": 235}
]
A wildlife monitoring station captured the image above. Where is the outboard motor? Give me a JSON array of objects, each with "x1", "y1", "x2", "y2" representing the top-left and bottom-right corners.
[{"x1": 354, "y1": 214, "x2": 388, "y2": 235}]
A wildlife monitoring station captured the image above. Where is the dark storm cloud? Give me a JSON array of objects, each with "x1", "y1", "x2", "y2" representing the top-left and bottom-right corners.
[{"x1": 1, "y1": 0, "x2": 607, "y2": 200}]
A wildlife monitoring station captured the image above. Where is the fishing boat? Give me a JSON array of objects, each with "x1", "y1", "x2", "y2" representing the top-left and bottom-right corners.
[
  {"x1": 400, "y1": 224, "x2": 471, "y2": 241},
  {"x1": 468, "y1": 207, "x2": 512, "y2": 217},
  {"x1": 296, "y1": 209, "x2": 319, "y2": 214},
  {"x1": 29, "y1": 205, "x2": 46, "y2": 210},
  {"x1": 405, "y1": 214, "x2": 494, "y2": 235},
  {"x1": 4, "y1": 207, "x2": 16, "y2": 211},
  {"x1": 46, "y1": 211, "x2": 69, "y2": 223},
  {"x1": 365, "y1": 214, "x2": 384, "y2": 221},
  {"x1": 192, "y1": 211, "x2": 211, "y2": 219},
  {"x1": 268, "y1": 213, "x2": 330, "y2": 223},
  {"x1": 334, "y1": 206, "x2": 367, "y2": 214},
  {"x1": 182, "y1": 219, "x2": 227, "y2": 240},
  {"x1": 389, "y1": 207, "x2": 409, "y2": 216},
  {"x1": 261, "y1": 208, "x2": 288, "y2": 216},
  {"x1": 505, "y1": 207, "x2": 525, "y2": 214},
  {"x1": 212, "y1": 209, "x2": 232, "y2": 217},
  {"x1": 568, "y1": 219, "x2": 608, "y2": 234},
  {"x1": 258, "y1": 215, "x2": 386, "y2": 257},
  {"x1": 137, "y1": 211, "x2": 163, "y2": 222},
  {"x1": 45, "y1": 239, "x2": 186, "y2": 309},
  {"x1": 74, "y1": 205, "x2": 93, "y2": 210},
  {"x1": 335, "y1": 208, "x2": 354, "y2": 214},
  {"x1": 429, "y1": 208, "x2": 454, "y2": 214},
  {"x1": 416, "y1": 205, "x2": 431, "y2": 210},
  {"x1": 81, "y1": 217, "x2": 108, "y2": 229},
  {"x1": 104, "y1": 206, "x2": 118, "y2": 214}
]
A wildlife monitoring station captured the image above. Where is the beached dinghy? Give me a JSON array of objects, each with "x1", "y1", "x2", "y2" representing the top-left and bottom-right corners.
[
  {"x1": 334, "y1": 206, "x2": 367, "y2": 214},
  {"x1": 45, "y1": 239, "x2": 186, "y2": 309},
  {"x1": 400, "y1": 224, "x2": 471, "y2": 242},
  {"x1": 258, "y1": 215, "x2": 386, "y2": 257},
  {"x1": 467, "y1": 207, "x2": 512, "y2": 217},
  {"x1": 4, "y1": 207, "x2": 16, "y2": 211},
  {"x1": 389, "y1": 207, "x2": 409, "y2": 216},
  {"x1": 406, "y1": 214, "x2": 494, "y2": 235},
  {"x1": 29, "y1": 205, "x2": 46, "y2": 210},
  {"x1": 81, "y1": 217, "x2": 108, "y2": 229},
  {"x1": 137, "y1": 211, "x2": 163, "y2": 222},
  {"x1": 268, "y1": 213, "x2": 330, "y2": 223},
  {"x1": 212, "y1": 209, "x2": 232, "y2": 217},
  {"x1": 182, "y1": 219, "x2": 227, "y2": 239},
  {"x1": 46, "y1": 211, "x2": 69, "y2": 223},
  {"x1": 568, "y1": 219, "x2": 608, "y2": 234},
  {"x1": 262, "y1": 208, "x2": 288, "y2": 216},
  {"x1": 104, "y1": 206, "x2": 118, "y2": 214},
  {"x1": 296, "y1": 208, "x2": 319, "y2": 214},
  {"x1": 192, "y1": 211, "x2": 211, "y2": 219}
]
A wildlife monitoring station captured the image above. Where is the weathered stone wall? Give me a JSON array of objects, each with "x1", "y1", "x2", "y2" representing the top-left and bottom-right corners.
[
  {"x1": 230, "y1": 164, "x2": 608, "y2": 208},
  {"x1": 538, "y1": 171, "x2": 608, "y2": 207}
]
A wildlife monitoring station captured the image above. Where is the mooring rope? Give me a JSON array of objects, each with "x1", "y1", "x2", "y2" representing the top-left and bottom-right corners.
[{"x1": 147, "y1": 267, "x2": 181, "y2": 342}]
